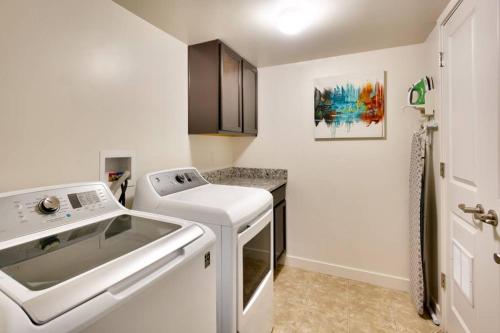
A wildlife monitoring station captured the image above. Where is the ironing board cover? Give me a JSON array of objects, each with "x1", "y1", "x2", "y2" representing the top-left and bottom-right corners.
[{"x1": 409, "y1": 130, "x2": 426, "y2": 315}]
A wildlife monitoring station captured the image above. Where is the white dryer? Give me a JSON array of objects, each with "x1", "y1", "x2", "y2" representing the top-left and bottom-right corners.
[
  {"x1": 0, "y1": 182, "x2": 216, "y2": 333},
  {"x1": 134, "y1": 168, "x2": 274, "y2": 333}
]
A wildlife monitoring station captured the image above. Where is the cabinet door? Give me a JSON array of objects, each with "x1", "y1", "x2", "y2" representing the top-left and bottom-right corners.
[
  {"x1": 188, "y1": 40, "x2": 220, "y2": 134},
  {"x1": 220, "y1": 45, "x2": 242, "y2": 133},
  {"x1": 242, "y1": 61, "x2": 257, "y2": 134},
  {"x1": 274, "y1": 200, "x2": 286, "y2": 267}
]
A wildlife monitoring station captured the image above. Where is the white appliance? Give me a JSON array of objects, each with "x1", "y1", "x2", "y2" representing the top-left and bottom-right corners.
[
  {"x1": 0, "y1": 182, "x2": 216, "y2": 333},
  {"x1": 134, "y1": 168, "x2": 274, "y2": 333}
]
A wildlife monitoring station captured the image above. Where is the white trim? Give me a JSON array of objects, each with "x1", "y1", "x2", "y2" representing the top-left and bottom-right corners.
[
  {"x1": 438, "y1": 18, "x2": 449, "y2": 333},
  {"x1": 283, "y1": 254, "x2": 409, "y2": 291},
  {"x1": 438, "y1": 1, "x2": 464, "y2": 331},
  {"x1": 438, "y1": 0, "x2": 464, "y2": 26}
]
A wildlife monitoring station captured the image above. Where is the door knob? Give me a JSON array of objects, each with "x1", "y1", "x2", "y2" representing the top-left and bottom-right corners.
[
  {"x1": 477, "y1": 210, "x2": 498, "y2": 226},
  {"x1": 458, "y1": 203, "x2": 484, "y2": 217},
  {"x1": 494, "y1": 253, "x2": 500, "y2": 264},
  {"x1": 458, "y1": 204, "x2": 498, "y2": 226}
]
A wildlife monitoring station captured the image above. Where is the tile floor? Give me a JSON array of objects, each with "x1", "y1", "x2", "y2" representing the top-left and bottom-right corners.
[{"x1": 273, "y1": 265, "x2": 442, "y2": 333}]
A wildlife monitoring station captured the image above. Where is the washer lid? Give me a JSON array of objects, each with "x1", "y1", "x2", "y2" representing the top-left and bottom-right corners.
[
  {"x1": 155, "y1": 184, "x2": 273, "y2": 226},
  {"x1": 0, "y1": 213, "x2": 203, "y2": 324}
]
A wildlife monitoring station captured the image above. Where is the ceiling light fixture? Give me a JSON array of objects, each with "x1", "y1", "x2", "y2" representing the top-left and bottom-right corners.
[
  {"x1": 276, "y1": 7, "x2": 307, "y2": 35},
  {"x1": 257, "y1": 0, "x2": 329, "y2": 37}
]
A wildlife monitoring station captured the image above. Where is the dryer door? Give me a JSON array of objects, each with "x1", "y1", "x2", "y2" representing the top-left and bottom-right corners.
[{"x1": 237, "y1": 209, "x2": 274, "y2": 333}]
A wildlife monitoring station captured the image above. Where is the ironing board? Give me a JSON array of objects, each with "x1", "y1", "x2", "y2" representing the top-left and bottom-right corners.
[{"x1": 409, "y1": 129, "x2": 426, "y2": 315}]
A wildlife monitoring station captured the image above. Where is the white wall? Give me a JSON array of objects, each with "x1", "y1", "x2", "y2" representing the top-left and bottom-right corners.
[
  {"x1": 0, "y1": 0, "x2": 234, "y2": 193},
  {"x1": 232, "y1": 45, "x2": 426, "y2": 289}
]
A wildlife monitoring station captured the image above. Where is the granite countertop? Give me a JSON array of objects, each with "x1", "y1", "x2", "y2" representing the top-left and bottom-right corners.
[{"x1": 201, "y1": 167, "x2": 287, "y2": 192}]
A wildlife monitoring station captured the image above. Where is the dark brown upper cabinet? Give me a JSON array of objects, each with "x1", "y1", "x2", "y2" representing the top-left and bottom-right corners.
[
  {"x1": 188, "y1": 40, "x2": 257, "y2": 136},
  {"x1": 220, "y1": 45, "x2": 242, "y2": 132},
  {"x1": 242, "y1": 60, "x2": 258, "y2": 134}
]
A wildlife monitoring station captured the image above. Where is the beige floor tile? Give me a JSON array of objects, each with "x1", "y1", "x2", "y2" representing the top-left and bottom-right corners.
[
  {"x1": 349, "y1": 316, "x2": 398, "y2": 333},
  {"x1": 393, "y1": 307, "x2": 438, "y2": 333},
  {"x1": 273, "y1": 265, "x2": 440, "y2": 333},
  {"x1": 274, "y1": 266, "x2": 349, "y2": 332}
]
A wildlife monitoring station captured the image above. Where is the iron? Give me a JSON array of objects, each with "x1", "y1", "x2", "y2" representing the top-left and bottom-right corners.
[{"x1": 408, "y1": 76, "x2": 434, "y2": 108}]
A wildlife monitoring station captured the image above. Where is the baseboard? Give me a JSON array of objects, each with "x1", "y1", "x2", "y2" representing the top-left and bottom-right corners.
[{"x1": 284, "y1": 254, "x2": 410, "y2": 291}]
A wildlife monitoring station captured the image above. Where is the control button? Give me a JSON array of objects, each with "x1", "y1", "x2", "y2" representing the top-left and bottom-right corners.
[
  {"x1": 185, "y1": 173, "x2": 192, "y2": 182},
  {"x1": 175, "y1": 174, "x2": 186, "y2": 183},
  {"x1": 66, "y1": 213, "x2": 71, "y2": 218},
  {"x1": 38, "y1": 196, "x2": 60, "y2": 214},
  {"x1": 16, "y1": 204, "x2": 23, "y2": 210}
]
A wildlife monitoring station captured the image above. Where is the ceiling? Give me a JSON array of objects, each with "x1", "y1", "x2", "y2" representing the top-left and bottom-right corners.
[{"x1": 114, "y1": 0, "x2": 450, "y2": 67}]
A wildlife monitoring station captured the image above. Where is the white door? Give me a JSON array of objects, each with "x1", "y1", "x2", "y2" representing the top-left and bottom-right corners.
[{"x1": 441, "y1": 0, "x2": 500, "y2": 332}]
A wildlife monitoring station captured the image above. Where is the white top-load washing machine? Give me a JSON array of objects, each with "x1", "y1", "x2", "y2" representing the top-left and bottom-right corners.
[
  {"x1": 0, "y1": 182, "x2": 216, "y2": 333},
  {"x1": 134, "y1": 168, "x2": 274, "y2": 333}
]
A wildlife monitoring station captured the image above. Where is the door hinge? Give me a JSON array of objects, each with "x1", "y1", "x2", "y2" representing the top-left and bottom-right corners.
[
  {"x1": 441, "y1": 272, "x2": 446, "y2": 289},
  {"x1": 204, "y1": 251, "x2": 211, "y2": 268},
  {"x1": 439, "y1": 52, "x2": 445, "y2": 67},
  {"x1": 440, "y1": 162, "x2": 445, "y2": 178}
]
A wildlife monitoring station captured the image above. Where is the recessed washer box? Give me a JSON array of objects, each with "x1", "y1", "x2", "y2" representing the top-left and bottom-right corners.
[{"x1": 99, "y1": 150, "x2": 135, "y2": 187}]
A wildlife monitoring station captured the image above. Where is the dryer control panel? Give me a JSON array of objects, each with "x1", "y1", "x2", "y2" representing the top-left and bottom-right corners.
[
  {"x1": 149, "y1": 168, "x2": 208, "y2": 197},
  {"x1": 0, "y1": 183, "x2": 120, "y2": 242}
]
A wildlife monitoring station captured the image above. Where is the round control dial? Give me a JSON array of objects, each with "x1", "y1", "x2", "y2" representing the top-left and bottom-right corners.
[
  {"x1": 175, "y1": 174, "x2": 186, "y2": 183},
  {"x1": 38, "y1": 196, "x2": 60, "y2": 214}
]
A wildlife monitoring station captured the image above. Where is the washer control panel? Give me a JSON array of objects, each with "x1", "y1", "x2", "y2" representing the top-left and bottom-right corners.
[
  {"x1": 0, "y1": 183, "x2": 120, "y2": 242},
  {"x1": 149, "y1": 168, "x2": 208, "y2": 197}
]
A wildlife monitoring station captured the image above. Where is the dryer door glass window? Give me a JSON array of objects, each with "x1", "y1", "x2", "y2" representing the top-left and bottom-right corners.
[
  {"x1": 0, "y1": 214, "x2": 181, "y2": 290},
  {"x1": 242, "y1": 223, "x2": 271, "y2": 309}
]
